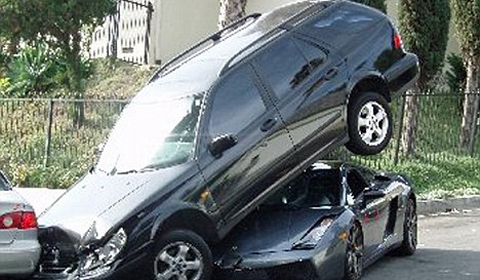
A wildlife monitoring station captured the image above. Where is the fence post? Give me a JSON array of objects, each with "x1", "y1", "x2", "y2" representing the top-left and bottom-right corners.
[
  {"x1": 144, "y1": 1, "x2": 154, "y2": 64},
  {"x1": 468, "y1": 91, "x2": 480, "y2": 156},
  {"x1": 393, "y1": 95, "x2": 406, "y2": 166},
  {"x1": 44, "y1": 99, "x2": 54, "y2": 168}
]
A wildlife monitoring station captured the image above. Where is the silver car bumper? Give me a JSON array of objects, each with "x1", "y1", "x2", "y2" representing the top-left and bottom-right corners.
[{"x1": 0, "y1": 239, "x2": 41, "y2": 276}]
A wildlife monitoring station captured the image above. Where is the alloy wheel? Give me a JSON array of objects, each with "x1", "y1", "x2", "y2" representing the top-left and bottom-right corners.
[
  {"x1": 345, "y1": 225, "x2": 363, "y2": 280},
  {"x1": 406, "y1": 201, "x2": 418, "y2": 250},
  {"x1": 357, "y1": 101, "x2": 389, "y2": 147},
  {"x1": 154, "y1": 241, "x2": 204, "y2": 280}
]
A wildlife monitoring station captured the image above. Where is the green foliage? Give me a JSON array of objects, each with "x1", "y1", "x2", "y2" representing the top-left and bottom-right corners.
[
  {"x1": 4, "y1": 43, "x2": 92, "y2": 98},
  {"x1": 0, "y1": 78, "x2": 9, "y2": 95},
  {"x1": 445, "y1": 53, "x2": 467, "y2": 94},
  {"x1": 350, "y1": 0, "x2": 386, "y2": 13},
  {"x1": 0, "y1": 0, "x2": 116, "y2": 94},
  {"x1": 374, "y1": 156, "x2": 480, "y2": 199},
  {"x1": 452, "y1": 0, "x2": 480, "y2": 61},
  {"x1": 6, "y1": 43, "x2": 60, "y2": 97},
  {"x1": 399, "y1": 0, "x2": 451, "y2": 91}
]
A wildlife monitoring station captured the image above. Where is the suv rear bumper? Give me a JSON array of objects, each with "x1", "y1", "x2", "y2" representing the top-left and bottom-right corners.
[{"x1": 385, "y1": 52, "x2": 420, "y2": 99}]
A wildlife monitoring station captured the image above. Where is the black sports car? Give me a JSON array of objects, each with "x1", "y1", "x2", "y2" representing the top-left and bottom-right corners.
[{"x1": 214, "y1": 161, "x2": 417, "y2": 280}]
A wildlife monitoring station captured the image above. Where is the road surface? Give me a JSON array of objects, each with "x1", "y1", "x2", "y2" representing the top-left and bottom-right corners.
[{"x1": 363, "y1": 208, "x2": 480, "y2": 280}]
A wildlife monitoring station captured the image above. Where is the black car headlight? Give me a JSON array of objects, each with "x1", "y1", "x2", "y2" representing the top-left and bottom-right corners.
[
  {"x1": 78, "y1": 228, "x2": 127, "y2": 278},
  {"x1": 292, "y1": 218, "x2": 333, "y2": 250}
]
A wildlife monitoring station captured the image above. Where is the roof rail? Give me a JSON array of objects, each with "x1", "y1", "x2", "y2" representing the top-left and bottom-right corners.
[
  {"x1": 147, "y1": 13, "x2": 262, "y2": 84},
  {"x1": 220, "y1": 1, "x2": 333, "y2": 76}
]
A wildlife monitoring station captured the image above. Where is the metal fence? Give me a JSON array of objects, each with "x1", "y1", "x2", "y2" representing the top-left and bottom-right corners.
[
  {"x1": 90, "y1": 0, "x2": 154, "y2": 64},
  {"x1": 0, "y1": 94, "x2": 478, "y2": 186},
  {"x1": 0, "y1": 98, "x2": 127, "y2": 173}
]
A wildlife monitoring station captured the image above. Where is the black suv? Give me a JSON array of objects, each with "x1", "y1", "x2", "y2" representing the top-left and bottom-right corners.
[{"x1": 35, "y1": 1, "x2": 418, "y2": 280}]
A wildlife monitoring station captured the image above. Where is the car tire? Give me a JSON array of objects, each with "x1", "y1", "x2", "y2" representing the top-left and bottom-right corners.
[
  {"x1": 343, "y1": 223, "x2": 363, "y2": 280},
  {"x1": 395, "y1": 198, "x2": 417, "y2": 256},
  {"x1": 346, "y1": 92, "x2": 392, "y2": 155},
  {"x1": 152, "y1": 230, "x2": 213, "y2": 280}
]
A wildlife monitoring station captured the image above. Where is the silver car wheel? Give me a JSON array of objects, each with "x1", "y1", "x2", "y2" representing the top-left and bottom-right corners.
[
  {"x1": 357, "y1": 101, "x2": 389, "y2": 147},
  {"x1": 154, "y1": 241, "x2": 203, "y2": 280}
]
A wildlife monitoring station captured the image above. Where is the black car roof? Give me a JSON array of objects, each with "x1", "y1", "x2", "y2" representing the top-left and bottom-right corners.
[{"x1": 147, "y1": 0, "x2": 336, "y2": 95}]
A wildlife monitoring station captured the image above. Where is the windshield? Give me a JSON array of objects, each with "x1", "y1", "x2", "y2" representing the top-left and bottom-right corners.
[{"x1": 97, "y1": 94, "x2": 203, "y2": 175}]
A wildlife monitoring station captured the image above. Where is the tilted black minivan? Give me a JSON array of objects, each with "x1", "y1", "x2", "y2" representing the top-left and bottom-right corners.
[{"x1": 35, "y1": 1, "x2": 418, "y2": 279}]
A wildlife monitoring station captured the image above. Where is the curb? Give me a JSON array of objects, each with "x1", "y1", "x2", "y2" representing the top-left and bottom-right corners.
[{"x1": 417, "y1": 195, "x2": 480, "y2": 215}]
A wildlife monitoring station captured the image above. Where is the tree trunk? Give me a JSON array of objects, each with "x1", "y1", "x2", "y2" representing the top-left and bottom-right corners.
[
  {"x1": 401, "y1": 86, "x2": 421, "y2": 158},
  {"x1": 68, "y1": 32, "x2": 85, "y2": 128},
  {"x1": 218, "y1": 0, "x2": 247, "y2": 30},
  {"x1": 459, "y1": 58, "x2": 479, "y2": 150}
]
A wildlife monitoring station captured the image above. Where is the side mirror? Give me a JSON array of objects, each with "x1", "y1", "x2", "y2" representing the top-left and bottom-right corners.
[{"x1": 209, "y1": 134, "x2": 237, "y2": 158}]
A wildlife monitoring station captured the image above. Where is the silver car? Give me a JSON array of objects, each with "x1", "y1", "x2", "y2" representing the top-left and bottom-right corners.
[{"x1": 0, "y1": 171, "x2": 41, "y2": 278}]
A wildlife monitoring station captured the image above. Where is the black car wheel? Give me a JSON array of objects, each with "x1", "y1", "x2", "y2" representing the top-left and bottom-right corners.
[
  {"x1": 153, "y1": 230, "x2": 212, "y2": 280},
  {"x1": 344, "y1": 223, "x2": 363, "y2": 280},
  {"x1": 346, "y1": 92, "x2": 392, "y2": 155},
  {"x1": 396, "y1": 198, "x2": 417, "y2": 256}
]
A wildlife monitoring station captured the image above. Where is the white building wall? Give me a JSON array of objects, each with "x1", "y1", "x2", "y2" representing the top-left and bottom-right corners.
[{"x1": 151, "y1": 0, "x2": 218, "y2": 65}]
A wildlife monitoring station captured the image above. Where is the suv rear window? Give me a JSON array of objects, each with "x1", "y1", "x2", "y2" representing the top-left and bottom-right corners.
[{"x1": 254, "y1": 37, "x2": 327, "y2": 100}]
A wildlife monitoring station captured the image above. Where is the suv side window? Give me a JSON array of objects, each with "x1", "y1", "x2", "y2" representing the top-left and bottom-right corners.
[
  {"x1": 208, "y1": 65, "x2": 265, "y2": 137},
  {"x1": 294, "y1": 38, "x2": 327, "y2": 72},
  {"x1": 254, "y1": 37, "x2": 310, "y2": 99}
]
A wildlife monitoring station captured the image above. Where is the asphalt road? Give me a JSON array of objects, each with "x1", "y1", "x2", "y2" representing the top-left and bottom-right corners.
[{"x1": 363, "y1": 208, "x2": 480, "y2": 280}]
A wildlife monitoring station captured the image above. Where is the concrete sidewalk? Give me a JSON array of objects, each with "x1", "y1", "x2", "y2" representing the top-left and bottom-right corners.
[{"x1": 14, "y1": 188, "x2": 480, "y2": 216}]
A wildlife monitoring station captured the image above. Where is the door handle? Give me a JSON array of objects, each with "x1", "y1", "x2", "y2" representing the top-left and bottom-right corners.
[
  {"x1": 324, "y1": 67, "x2": 339, "y2": 80},
  {"x1": 260, "y1": 118, "x2": 277, "y2": 132}
]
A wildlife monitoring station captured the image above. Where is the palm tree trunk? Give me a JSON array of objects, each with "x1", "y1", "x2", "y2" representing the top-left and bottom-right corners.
[
  {"x1": 459, "y1": 58, "x2": 479, "y2": 150},
  {"x1": 218, "y1": 0, "x2": 247, "y2": 30}
]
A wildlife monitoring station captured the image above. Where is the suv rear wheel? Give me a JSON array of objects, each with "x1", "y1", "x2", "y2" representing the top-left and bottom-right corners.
[{"x1": 346, "y1": 91, "x2": 392, "y2": 155}]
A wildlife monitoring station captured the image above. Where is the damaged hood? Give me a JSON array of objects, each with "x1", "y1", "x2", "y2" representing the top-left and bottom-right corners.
[
  {"x1": 217, "y1": 207, "x2": 339, "y2": 256},
  {"x1": 38, "y1": 163, "x2": 195, "y2": 248}
]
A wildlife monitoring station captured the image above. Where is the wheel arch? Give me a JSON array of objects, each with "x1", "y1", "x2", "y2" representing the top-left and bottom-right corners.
[
  {"x1": 151, "y1": 207, "x2": 219, "y2": 246},
  {"x1": 349, "y1": 75, "x2": 391, "y2": 104}
]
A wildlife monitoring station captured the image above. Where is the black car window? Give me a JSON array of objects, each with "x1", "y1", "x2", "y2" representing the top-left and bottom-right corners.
[
  {"x1": 254, "y1": 37, "x2": 310, "y2": 99},
  {"x1": 294, "y1": 38, "x2": 327, "y2": 71},
  {"x1": 0, "y1": 174, "x2": 9, "y2": 190},
  {"x1": 347, "y1": 169, "x2": 369, "y2": 198},
  {"x1": 262, "y1": 169, "x2": 341, "y2": 208},
  {"x1": 310, "y1": 6, "x2": 378, "y2": 34},
  {"x1": 208, "y1": 65, "x2": 265, "y2": 137}
]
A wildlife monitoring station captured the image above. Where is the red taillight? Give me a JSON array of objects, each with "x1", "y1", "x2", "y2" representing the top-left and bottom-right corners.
[
  {"x1": 21, "y1": 212, "x2": 38, "y2": 229},
  {"x1": 393, "y1": 32, "x2": 403, "y2": 50},
  {"x1": 0, "y1": 211, "x2": 38, "y2": 230}
]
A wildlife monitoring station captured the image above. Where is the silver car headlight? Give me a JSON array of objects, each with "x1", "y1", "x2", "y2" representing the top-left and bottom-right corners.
[
  {"x1": 78, "y1": 228, "x2": 127, "y2": 278},
  {"x1": 292, "y1": 218, "x2": 333, "y2": 250}
]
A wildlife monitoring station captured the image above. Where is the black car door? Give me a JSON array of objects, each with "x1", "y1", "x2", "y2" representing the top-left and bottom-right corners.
[
  {"x1": 252, "y1": 35, "x2": 348, "y2": 168},
  {"x1": 196, "y1": 64, "x2": 296, "y2": 236},
  {"x1": 346, "y1": 168, "x2": 387, "y2": 259}
]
